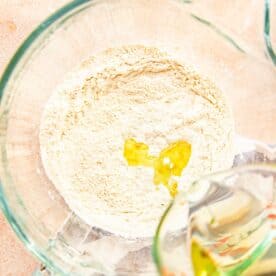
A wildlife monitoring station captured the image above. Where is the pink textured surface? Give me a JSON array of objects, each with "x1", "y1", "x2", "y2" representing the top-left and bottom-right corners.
[
  {"x1": 0, "y1": 0, "x2": 275, "y2": 275},
  {"x1": 0, "y1": 215, "x2": 37, "y2": 275},
  {"x1": 0, "y1": 1, "x2": 68, "y2": 274}
]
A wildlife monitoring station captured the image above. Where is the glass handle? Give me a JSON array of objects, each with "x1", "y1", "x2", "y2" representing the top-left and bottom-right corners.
[{"x1": 186, "y1": 0, "x2": 276, "y2": 64}]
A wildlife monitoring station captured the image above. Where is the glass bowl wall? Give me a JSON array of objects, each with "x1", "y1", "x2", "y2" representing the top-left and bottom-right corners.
[{"x1": 0, "y1": 0, "x2": 275, "y2": 274}]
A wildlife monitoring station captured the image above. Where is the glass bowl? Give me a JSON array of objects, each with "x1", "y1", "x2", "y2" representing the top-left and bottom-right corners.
[
  {"x1": 153, "y1": 142, "x2": 276, "y2": 275},
  {"x1": 0, "y1": 0, "x2": 275, "y2": 275}
]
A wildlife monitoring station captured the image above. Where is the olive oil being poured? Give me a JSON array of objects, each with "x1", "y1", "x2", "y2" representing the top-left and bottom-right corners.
[
  {"x1": 189, "y1": 186, "x2": 274, "y2": 276},
  {"x1": 191, "y1": 239, "x2": 220, "y2": 276},
  {"x1": 123, "y1": 138, "x2": 191, "y2": 197}
]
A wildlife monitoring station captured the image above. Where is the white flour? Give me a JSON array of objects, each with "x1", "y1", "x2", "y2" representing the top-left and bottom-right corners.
[{"x1": 40, "y1": 46, "x2": 234, "y2": 238}]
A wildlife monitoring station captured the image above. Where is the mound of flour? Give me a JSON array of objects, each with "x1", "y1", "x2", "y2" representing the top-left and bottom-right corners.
[{"x1": 40, "y1": 45, "x2": 234, "y2": 238}]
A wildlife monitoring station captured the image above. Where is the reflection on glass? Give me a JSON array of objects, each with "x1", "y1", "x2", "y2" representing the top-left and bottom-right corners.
[{"x1": 154, "y1": 164, "x2": 276, "y2": 276}]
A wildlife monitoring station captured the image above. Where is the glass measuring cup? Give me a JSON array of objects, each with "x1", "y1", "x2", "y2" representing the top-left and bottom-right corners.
[{"x1": 153, "y1": 144, "x2": 276, "y2": 275}]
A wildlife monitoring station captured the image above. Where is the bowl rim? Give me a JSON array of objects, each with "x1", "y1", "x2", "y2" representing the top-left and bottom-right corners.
[{"x1": 264, "y1": 0, "x2": 276, "y2": 65}]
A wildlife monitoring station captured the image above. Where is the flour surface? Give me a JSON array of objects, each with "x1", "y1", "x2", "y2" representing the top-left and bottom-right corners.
[{"x1": 40, "y1": 46, "x2": 234, "y2": 238}]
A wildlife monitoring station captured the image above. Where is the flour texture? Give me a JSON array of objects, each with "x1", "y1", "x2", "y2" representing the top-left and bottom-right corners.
[{"x1": 40, "y1": 46, "x2": 234, "y2": 238}]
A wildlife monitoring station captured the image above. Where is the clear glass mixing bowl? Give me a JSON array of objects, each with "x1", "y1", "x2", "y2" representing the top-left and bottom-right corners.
[{"x1": 0, "y1": 0, "x2": 275, "y2": 275}]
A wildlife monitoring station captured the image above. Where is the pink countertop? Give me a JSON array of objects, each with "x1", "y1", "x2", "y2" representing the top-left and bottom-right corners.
[
  {"x1": 0, "y1": 0, "x2": 275, "y2": 275},
  {"x1": 0, "y1": 2, "x2": 67, "y2": 274}
]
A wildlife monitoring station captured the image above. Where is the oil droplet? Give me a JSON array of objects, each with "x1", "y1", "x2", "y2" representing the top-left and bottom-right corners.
[{"x1": 123, "y1": 138, "x2": 191, "y2": 197}]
